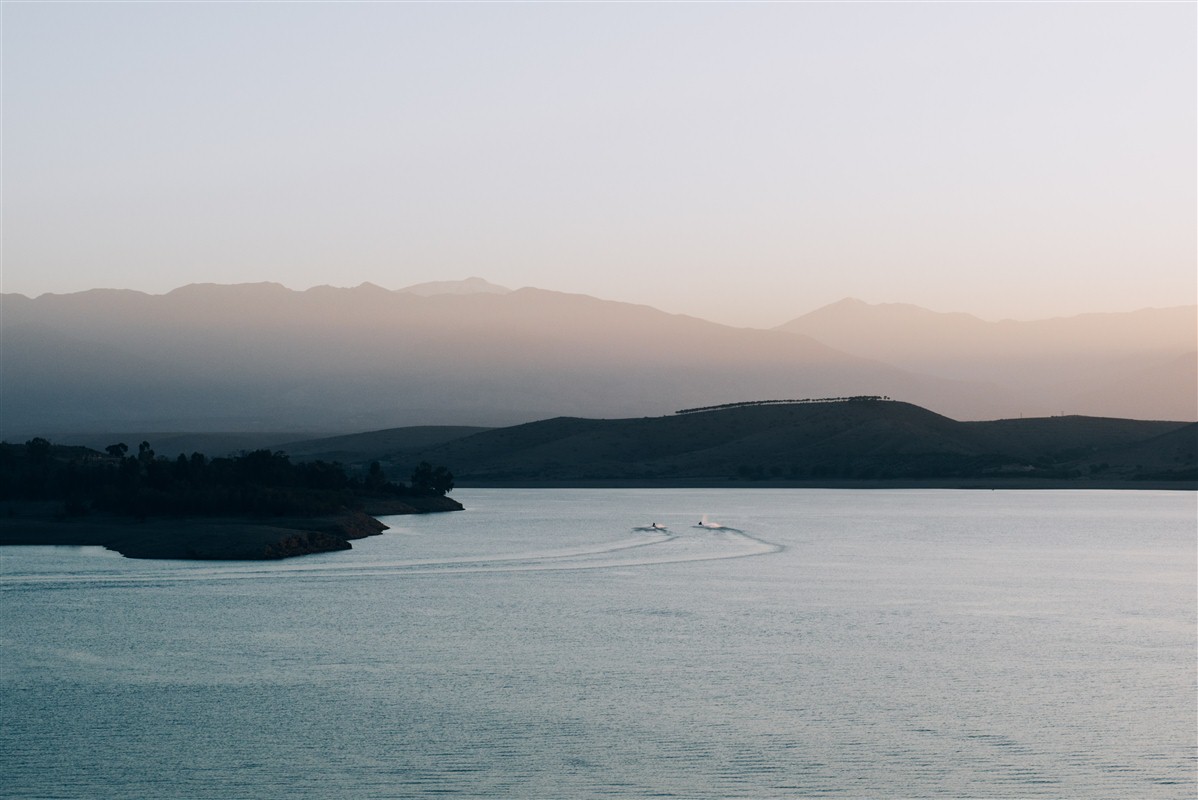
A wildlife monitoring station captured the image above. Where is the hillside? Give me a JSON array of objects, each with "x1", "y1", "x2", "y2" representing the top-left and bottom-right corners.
[
  {"x1": 274, "y1": 426, "x2": 494, "y2": 463},
  {"x1": 776, "y1": 299, "x2": 1197, "y2": 421},
  {"x1": 325, "y1": 400, "x2": 1196, "y2": 486}
]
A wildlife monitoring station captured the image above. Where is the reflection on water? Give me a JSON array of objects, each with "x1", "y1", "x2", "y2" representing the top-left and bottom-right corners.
[{"x1": 2, "y1": 489, "x2": 1195, "y2": 799}]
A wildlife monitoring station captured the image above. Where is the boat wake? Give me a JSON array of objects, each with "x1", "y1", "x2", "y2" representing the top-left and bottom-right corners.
[
  {"x1": 692, "y1": 514, "x2": 744, "y2": 533},
  {"x1": 331, "y1": 528, "x2": 778, "y2": 577},
  {"x1": 2, "y1": 528, "x2": 781, "y2": 587}
]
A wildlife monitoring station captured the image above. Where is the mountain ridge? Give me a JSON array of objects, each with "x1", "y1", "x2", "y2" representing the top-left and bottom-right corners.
[
  {"x1": 777, "y1": 298, "x2": 1196, "y2": 421},
  {"x1": 3, "y1": 284, "x2": 1192, "y2": 437},
  {"x1": 300, "y1": 400, "x2": 1196, "y2": 486},
  {"x1": 1, "y1": 284, "x2": 1013, "y2": 436}
]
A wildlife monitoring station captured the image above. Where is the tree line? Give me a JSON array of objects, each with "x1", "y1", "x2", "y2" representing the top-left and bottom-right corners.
[
  {"x1": 675, "y1": 396, "x2": 892, "y2": 415},
  {"x1": 0, "y1": 438, "x2": 454, "y2": 518}
]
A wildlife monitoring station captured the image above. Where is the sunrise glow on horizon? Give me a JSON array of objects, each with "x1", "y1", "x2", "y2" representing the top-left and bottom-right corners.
[{"x1": 3, "y1": 2, "x2": 1194, "y2": 328}]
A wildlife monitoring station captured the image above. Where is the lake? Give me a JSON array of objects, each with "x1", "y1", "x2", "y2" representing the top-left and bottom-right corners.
[{"x1": 1, "y1": 489, "x2": 1194, "y2": 798}]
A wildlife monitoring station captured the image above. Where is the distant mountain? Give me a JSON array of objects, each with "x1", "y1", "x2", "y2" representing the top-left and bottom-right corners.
[
  {"x1": 275, "y1": 426, "x2": 494, "y2": 463},
  {"x1": 776, "y1": 299, "x2": 1197, "y2": 421},
  {"x1": 1, "y1": 283, "x2": 1009, "y2": 437},
  {"x1": 332, "y1": 400, "x2": 1196, "y2": 485},
  {"x1": 396, "y1": 277, "x2": 511, "y2": 296},
  {"x1": 50, "y1": 431, "x2": 328, "y2": 461},
  {"x1": 54, "y1": 425, "x2": 489, "y2": 464}
]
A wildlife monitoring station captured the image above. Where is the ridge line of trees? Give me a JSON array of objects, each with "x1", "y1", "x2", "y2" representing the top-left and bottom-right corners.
[
  {"x1": 675, "y1": 396, "x2": 892, "y2": 415},
  {"x1": 1, "y1": 439, "x2": 454, "y2": 518}
]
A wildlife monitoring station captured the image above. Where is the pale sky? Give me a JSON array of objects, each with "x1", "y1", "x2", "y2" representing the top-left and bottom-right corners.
[{"x1": 3, "y1": 2, "x2": 1194, "y2": 328}]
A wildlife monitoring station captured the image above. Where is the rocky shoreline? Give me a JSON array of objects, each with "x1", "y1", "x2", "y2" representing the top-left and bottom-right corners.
[{"x1": 0, "y1": 495, "x2": 463, "y2": 560}]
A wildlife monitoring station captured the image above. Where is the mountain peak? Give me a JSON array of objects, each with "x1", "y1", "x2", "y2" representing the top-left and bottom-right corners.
[
  {"x1": 784, "y1": 298, "x2": 985, "y2": 328},
  {"x1": 397, "y1": 277, "x2": 511, "y2": 297},
  {"x1": 167, "y1": 282, "x2": 291, "y2": 298}
]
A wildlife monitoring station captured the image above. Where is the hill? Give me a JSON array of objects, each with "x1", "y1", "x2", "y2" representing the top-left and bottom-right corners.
[
  {"x1": 274, "y1": 425, "x2": 493, "y2": 463},
  {"x1": 315, "y1": 399, "x2": 1195, "y2": 486},
  {"x1": 776, "y1": 299, "x2": 1197, "y2": 421}
]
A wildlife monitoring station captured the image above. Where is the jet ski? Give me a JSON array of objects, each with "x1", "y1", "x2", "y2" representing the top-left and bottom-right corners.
[{"x1": 693, "y1": 514, "x2": 743, "y2": 533}]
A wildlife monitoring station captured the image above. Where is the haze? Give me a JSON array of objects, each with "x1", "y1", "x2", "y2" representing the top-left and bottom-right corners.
[
  {"x1": 4, "y1": 3, "x2": 1194, "y2": 328},
  {"x1": 2, "y1": 284, "x2": 1193, "y2": 437}
]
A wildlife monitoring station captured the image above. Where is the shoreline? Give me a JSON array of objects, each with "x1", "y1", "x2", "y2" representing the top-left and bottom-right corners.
[
  {"x1": 0, "y1": 495, "x2": 463, "y2": 560},
  {"x1": 455, "y1": 478, "x2": 1196, "y2": 491}
]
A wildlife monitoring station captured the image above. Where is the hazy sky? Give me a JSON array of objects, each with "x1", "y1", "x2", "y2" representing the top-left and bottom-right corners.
[{"x1": 4, "y1": 2, "x2": 1194, "y2": 328}]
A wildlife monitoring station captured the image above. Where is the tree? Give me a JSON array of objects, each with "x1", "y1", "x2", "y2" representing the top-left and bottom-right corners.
[
  {"x1": 25, "y1": 437, "x2": 51, "y2": 463},
  {"x1": 409, "y1": 461, "x2": 434, "y2": 493},
  {"x1": 366, "y1": 461, "x2": 387, "y2": 491},
  {"x1": 430, "y1": 465, "x2": 454, "y2": 496},
  {"x1": 409, "y1": 461, "x2": 453, "y2": 496},
  {"x1": 105, "y1": 443, "x2": 129, "y2": 459}
]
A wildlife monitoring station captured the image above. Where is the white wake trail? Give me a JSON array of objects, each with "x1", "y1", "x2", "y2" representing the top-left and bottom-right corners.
[{"x1": 2, "y1": 528, "x2": 781, "y2": 586}]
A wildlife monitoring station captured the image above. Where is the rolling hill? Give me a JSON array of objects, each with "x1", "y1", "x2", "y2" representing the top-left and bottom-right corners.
[
  {"x1": 324, "y1": 400, "x2": 1196, "y2": 486},
  {"x1": 776, "y1": 299, "x2": 1197, "y2": 421}
]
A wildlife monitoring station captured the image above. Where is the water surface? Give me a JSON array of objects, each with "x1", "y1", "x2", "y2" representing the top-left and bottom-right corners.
[{"x1": 2, "y1": 489, "x2": 1194, "y2": 798}]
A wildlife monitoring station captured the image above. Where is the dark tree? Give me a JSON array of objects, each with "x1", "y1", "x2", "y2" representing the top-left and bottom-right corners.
[
  {"x1": 409, "y1": 461, "x2": 434, "y2": 493},
  {"x1": 25, "y1": 438, "x2": 51, "y2": 463},
  {"x1": 0, "y1": 438, "x2": 455, "y2": 516},
  {"x1": 366, "y1": 461, "x2": 387, "y2": 491},
  {"x1": 409, "y1": 462, "x2": 453, "y2": 496},
  {"x1": 430, "y1": 465, "x2": 454, "y2": 496}
]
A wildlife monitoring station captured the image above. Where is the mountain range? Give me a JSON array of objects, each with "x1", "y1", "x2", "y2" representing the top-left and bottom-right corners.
[
  {"x1": 2, "y1": 280, "x2": 1193, "y2": 439},
  {"x1": 777, "y1": 299, "x2": 1197, "y2": 421}
]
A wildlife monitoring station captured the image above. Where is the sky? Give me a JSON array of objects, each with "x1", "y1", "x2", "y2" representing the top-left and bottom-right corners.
[{"x1": 3, "y1": 2, "x2": 1194, "y2": 328}]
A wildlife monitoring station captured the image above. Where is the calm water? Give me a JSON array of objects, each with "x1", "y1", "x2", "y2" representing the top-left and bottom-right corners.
[{"x1": 1, "y1": 489, "x2": 1194, "y2": 799}]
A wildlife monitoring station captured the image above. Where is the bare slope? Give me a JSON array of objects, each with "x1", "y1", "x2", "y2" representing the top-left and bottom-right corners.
[
  {"x1": 365, "y1": 400, "x2": 1194, "y2": 484},
  {"x1": 276, "y1": 426, "x2": 493, "y2": 463}
]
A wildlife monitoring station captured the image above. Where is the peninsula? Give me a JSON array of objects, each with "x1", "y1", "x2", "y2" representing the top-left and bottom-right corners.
[{"x1": 0, "y1": 441, "x2": 461, "y2": 560}]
